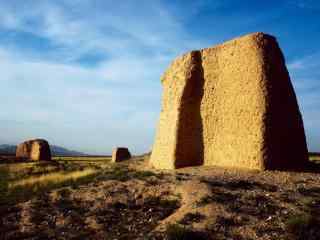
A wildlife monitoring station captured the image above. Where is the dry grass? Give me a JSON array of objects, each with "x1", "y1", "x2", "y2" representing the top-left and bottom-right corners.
[
  {"x1": 53, "y1": 156, "x2": 112, "y2": 162},
  {"x1": 0, "y1": 158, "x2": 105, "y2": 205},
  {"x1": 0, "y1": 162, "x2": 58, "y2": 181},
  {"x1": 309, "y1": 153, "x2": 320, "y2": 162},
  {"x1": 1, "y1": 154, "x2": 320, "y2": 239},
  {"x1": 9, "y1": 168, "x2": 97, "y2": 189}
]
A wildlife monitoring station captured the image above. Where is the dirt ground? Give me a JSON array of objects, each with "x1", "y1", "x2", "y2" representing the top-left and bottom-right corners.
[{"x1": 1, "y1": 155, "x2": 320, "y2": 240}]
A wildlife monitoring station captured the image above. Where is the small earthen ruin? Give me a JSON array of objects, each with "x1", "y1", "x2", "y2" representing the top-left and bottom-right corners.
[
  {"x1": 112, "y1": 147, "x2": 131, "y2": 162},
  {"x1": 150, "y1": 32, "x2": 308, "y2": 170},
  {"x1": 16, "y1": 139, "x2": 52, "y2": 161}
]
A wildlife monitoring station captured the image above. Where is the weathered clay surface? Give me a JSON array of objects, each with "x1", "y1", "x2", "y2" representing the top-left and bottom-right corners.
[
  {"x1": 16, "y1": 139, "x2": 52, "y2": 161},
  {"x1": 151, "y1": 32, "x2": 308, "y2": 170},
  {"x1": 112, "y1": 147, "x2": 131, "y2": 162}
]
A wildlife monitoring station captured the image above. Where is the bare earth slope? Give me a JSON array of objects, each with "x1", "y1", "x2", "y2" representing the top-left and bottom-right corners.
[{"x1": 1, "y1": 156, "x2": 320, "y2": 240}]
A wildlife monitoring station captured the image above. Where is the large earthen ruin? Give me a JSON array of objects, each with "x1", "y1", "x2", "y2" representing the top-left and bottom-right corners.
[
  {"x1": 16, "y1": 139, "x2": 52, "y2": 161},
  {"x1": 150, "y1": 32, "x2": 308, "y2": 170}
]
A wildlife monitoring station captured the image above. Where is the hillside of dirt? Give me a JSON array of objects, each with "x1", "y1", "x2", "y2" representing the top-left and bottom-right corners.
[{"x1": 1, "y1": 156, "x2": 320, "y2": 240}]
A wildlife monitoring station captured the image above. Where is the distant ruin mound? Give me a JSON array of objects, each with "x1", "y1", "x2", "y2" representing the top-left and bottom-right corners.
[
  {"x1": 112, "y1": 147, "x2": 131, "y2": 162},
  {"x1": 151, "y1": 32, "x2": 308, "y2": 170},
  {"x1": 0, "y1": 144, "x2": 86, "y2": 156},
  {"x1": 16, "y1": 139, "x2": 52, "y2": 161}
]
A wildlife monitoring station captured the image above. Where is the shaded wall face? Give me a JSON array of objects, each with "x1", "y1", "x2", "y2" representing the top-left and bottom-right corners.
[
  {"x1": 150, "y1": 53, "x2": 197, "y2": 169},
  {"x1": 200, "y1": 39, "x2": 267, "y2": 169},
  {"x1": 174, "y1": 51, "x2": 204, "y2": 168},
  {"x1": 261, "y1": 38, "x2": 309, "y2": 170}
]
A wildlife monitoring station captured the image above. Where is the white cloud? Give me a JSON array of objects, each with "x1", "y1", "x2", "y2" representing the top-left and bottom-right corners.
[
  {"x1": 287, "y1": 60, "x2": 306, "y2": 70},
  {"x1": 0, "y1": 0, "x2": 200, "y2": 62},
  {"x1": 0, "y1": 44, "x2": 162, "y2": 154},
  {"x1": 288, "y1": 53, "x2": 320, "y2": 71}
]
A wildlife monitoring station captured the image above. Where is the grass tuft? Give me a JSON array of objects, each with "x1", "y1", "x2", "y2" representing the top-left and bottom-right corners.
[
  {"x1": 165, "y1": 223, "x2": 207, "y2": 240},
  {"x1": 285, "y1": 213, "x2": 320, "y2": 240}
]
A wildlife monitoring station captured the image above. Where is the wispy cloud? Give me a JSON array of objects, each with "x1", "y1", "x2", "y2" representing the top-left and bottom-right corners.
[
  {"x1": 0, "y1": 46, "x2": 161, "y2": 153},
  {"x1": 289, "y1": 0, "x2": 320, "y2": 10},
  {"x1": 288, "y1": 53, "x2": 320, "y2": 71},
  {"x1": 0, "y1": 0, "x2": 207, "y2": 154},
  {"x1": 0, "y1": 0, "x2": 202, "y2": 63},
  {"x1": 288, "y1": 52, "x2": 320, "y2": 151}
]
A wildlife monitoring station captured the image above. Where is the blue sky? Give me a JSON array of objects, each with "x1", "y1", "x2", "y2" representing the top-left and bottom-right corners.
[{"x1": 0, "y1": 0, "x2": 319, "y2": 154}]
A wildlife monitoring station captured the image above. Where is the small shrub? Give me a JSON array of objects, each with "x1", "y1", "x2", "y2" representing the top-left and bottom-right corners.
[
  {"x1": 165, "y1": 224, "x2": 190, "y2": 240},
  {"x1": 160, "y1": 198, "x2": 180, "y2": 208},
  {"x1": 180, "y1": 212, "x2": 206, "y2": 225},
  {"x1": 165, "y1": 224, "x2": 207, "y2": 240},
  {"x1": 109, "y1": 167, "x2": 130, "y2": 181},
  {"x1": 285, "y1": 213, "x2": 320, "y2": 240},
  {"x1": 132, "y1": 170, "x2": 157, "y2": 180},
  {"x1": 197, "y1": 195, "x2": 212, "y2": 206},
  {"x1": 57, "y1": 188, "x2": 71, "y2": 198},
  {"x1": 143, "y1": 196, "x2": 180, "y2": 209}
]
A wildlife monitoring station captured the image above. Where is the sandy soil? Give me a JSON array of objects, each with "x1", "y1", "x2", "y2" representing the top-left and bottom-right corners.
[{"x1": 1, "y1": 157, "x2": 320, "y2": 239}]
